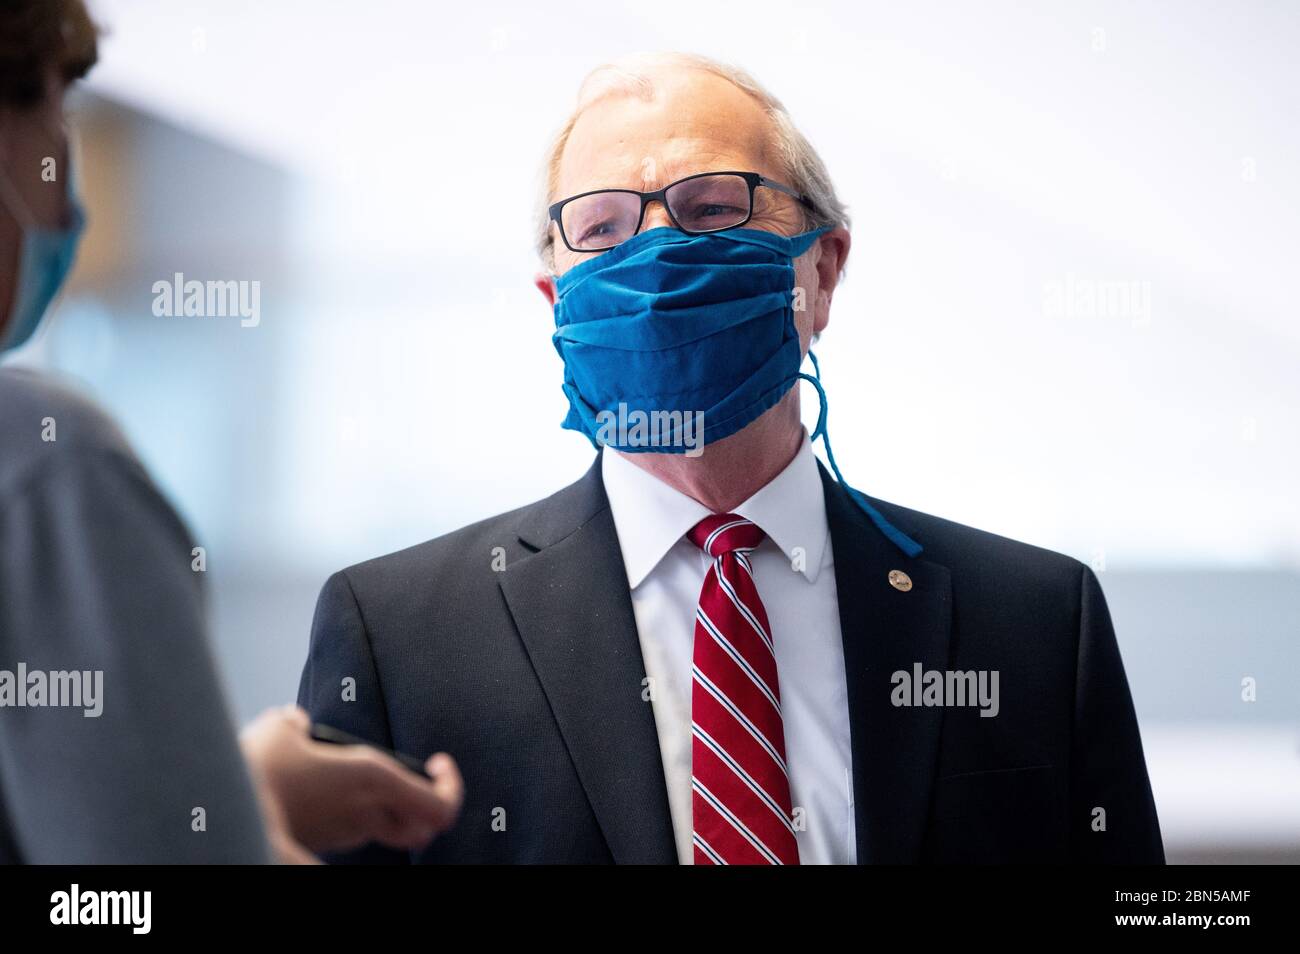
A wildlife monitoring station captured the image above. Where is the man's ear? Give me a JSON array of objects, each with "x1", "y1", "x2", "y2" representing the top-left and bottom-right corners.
[
  {"x1": 812, "y1": 226, "x2": 851, "y2": 336},
  {"x1": 534, "y1": 271, "x2": 557, "y2": 308}
]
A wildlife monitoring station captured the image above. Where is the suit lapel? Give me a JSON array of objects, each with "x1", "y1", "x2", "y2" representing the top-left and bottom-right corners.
[
  {"x1": 820, "y1": 463, "x2": 952, "y2": 863},
  {"x1": 498, "y1": 454, "x2": 677, "y2": 864}
]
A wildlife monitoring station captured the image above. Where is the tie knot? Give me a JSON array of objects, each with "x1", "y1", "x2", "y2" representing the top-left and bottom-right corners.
[{"x1": 688, "y1": 513, "x2": 765, "y2": 557}]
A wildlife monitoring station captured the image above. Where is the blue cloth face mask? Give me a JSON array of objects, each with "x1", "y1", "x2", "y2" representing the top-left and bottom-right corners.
[
  {"x1": 0, "y1": 158, "x2": 85, "y2": 354},
  {"x1": 553, "y1": 225, "x2": 827, "y2": 452},
  {"x1": 551, "y1": 224, "x2": 922, "y2": 557}
]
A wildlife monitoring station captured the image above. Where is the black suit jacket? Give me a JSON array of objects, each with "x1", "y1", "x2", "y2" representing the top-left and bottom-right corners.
[{"x1": 298, "y1": 453, "x2": 1164, "y2": 864}]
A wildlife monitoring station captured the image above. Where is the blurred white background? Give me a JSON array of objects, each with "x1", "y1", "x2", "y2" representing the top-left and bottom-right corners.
[{"x1": 6, "y1": 0, "x2": 1297, "y2": 861}]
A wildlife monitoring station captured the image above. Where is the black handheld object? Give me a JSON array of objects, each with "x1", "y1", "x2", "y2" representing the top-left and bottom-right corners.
[{"x1": 309, "y1": 722, "x2": 433, "y2": 779}]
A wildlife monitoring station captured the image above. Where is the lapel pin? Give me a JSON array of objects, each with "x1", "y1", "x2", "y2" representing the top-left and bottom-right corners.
[{"x1": 888, "y1": 569, "x2": 913, "y2": 592}]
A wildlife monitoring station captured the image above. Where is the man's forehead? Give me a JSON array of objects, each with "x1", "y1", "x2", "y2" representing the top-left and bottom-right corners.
[{"x1": 555, "y1": 70, "x2": 777, "y2": 196}]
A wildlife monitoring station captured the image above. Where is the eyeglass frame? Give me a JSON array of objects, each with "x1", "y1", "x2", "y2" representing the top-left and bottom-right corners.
[{"x1": 547, "y1": 170, "x2": 819, "y2": 254}]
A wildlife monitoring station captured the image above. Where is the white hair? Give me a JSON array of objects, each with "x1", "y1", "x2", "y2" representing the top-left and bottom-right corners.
[{"x1": 534, "y1": 52, "x2": 850, "y2": 268}]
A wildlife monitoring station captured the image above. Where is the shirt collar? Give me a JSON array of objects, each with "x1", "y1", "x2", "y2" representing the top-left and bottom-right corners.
[
  {"x1": 601, "y1": 432, "x2": 829, "y2": 590},
  {"x1": 732, "y1": 434, "x2": 829, "y2": 585}
]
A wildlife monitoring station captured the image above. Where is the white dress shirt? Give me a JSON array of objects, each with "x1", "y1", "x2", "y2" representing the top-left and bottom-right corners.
[{"x1": 601, "y1": 435, "x2": 857, "y2": 864}]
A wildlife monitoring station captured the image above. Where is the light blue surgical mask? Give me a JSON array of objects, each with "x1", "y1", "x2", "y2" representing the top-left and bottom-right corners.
[
  {"x1": 551, "y1": 224, "x2": 923, "y2": 557},
  {"x1": 0, "y1": 154, "x2": 85, "y2": 354}
]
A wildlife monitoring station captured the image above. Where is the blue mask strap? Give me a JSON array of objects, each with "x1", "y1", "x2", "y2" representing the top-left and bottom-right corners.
[{"x1": 799, "y1": 351, "x2": 924, "y2": 558}]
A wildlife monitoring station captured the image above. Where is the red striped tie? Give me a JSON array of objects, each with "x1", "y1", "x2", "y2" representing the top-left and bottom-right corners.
[{"x1": 688, "y1": 513, "x2": 799, "y2": 865}]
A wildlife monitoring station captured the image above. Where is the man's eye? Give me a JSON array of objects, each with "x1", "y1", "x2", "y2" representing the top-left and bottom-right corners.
[
  {"x1": 697, "y1": 204, "x2": 743, "y2": 218},
  {"x1": 678, "y1": 202, "x2": 746, "y2": 226},
  {"x1": 577, "y1": 220, "x2": 615, "y2": 242}
]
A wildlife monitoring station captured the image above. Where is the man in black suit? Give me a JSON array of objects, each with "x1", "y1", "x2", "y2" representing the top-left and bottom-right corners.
[{"x1": 299, "y1": 52, "x2": 1163, "y2": 864}]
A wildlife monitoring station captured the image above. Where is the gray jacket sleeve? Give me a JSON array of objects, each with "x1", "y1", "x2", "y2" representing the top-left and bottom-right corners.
[{"x1": 0, "y1": 444, "x2": 270, "y2": 863}]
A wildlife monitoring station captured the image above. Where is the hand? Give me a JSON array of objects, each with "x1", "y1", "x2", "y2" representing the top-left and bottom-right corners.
[{"x1": 240, "y1": 705, "x2": 463, "y2": 862}]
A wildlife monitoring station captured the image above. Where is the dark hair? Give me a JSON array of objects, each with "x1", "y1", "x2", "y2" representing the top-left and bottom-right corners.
[{"x1": 0, "y1": 0, "x2": 98, "y2": 109}]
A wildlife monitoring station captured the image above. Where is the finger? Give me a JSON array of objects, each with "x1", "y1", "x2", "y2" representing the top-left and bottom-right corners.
[
  {"x1": 281, "y1": 704, "x2": 311, "y2": 730},
  {"x1": 365, "y1": 799, "x2": 440, "y2": 850},
  {"x1": 239, "y1": 706, "x2": 282, "y2": 743},
  {"x1": 351, "y1": 749, "x2": 461, "y2": 833},
  {"x1": 370, "y1": 811, "x2": 438, "y2": 851},
  {"x1": 426, "y1": 753, "x2": 465, "y2": 819}
]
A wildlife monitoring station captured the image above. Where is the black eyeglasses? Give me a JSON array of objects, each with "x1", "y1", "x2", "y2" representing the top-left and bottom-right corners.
[{"x1": 548, "y1": 170, "x2": 817, "y2": 253}]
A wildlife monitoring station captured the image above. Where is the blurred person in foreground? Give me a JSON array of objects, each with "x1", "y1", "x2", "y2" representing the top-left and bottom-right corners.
[
  {"x1": 301, "y1": 52, "x2": 1163, "y2": 864},
  {"x1": 0, "y1": 0, "x2": 462, "y2": 863}
]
